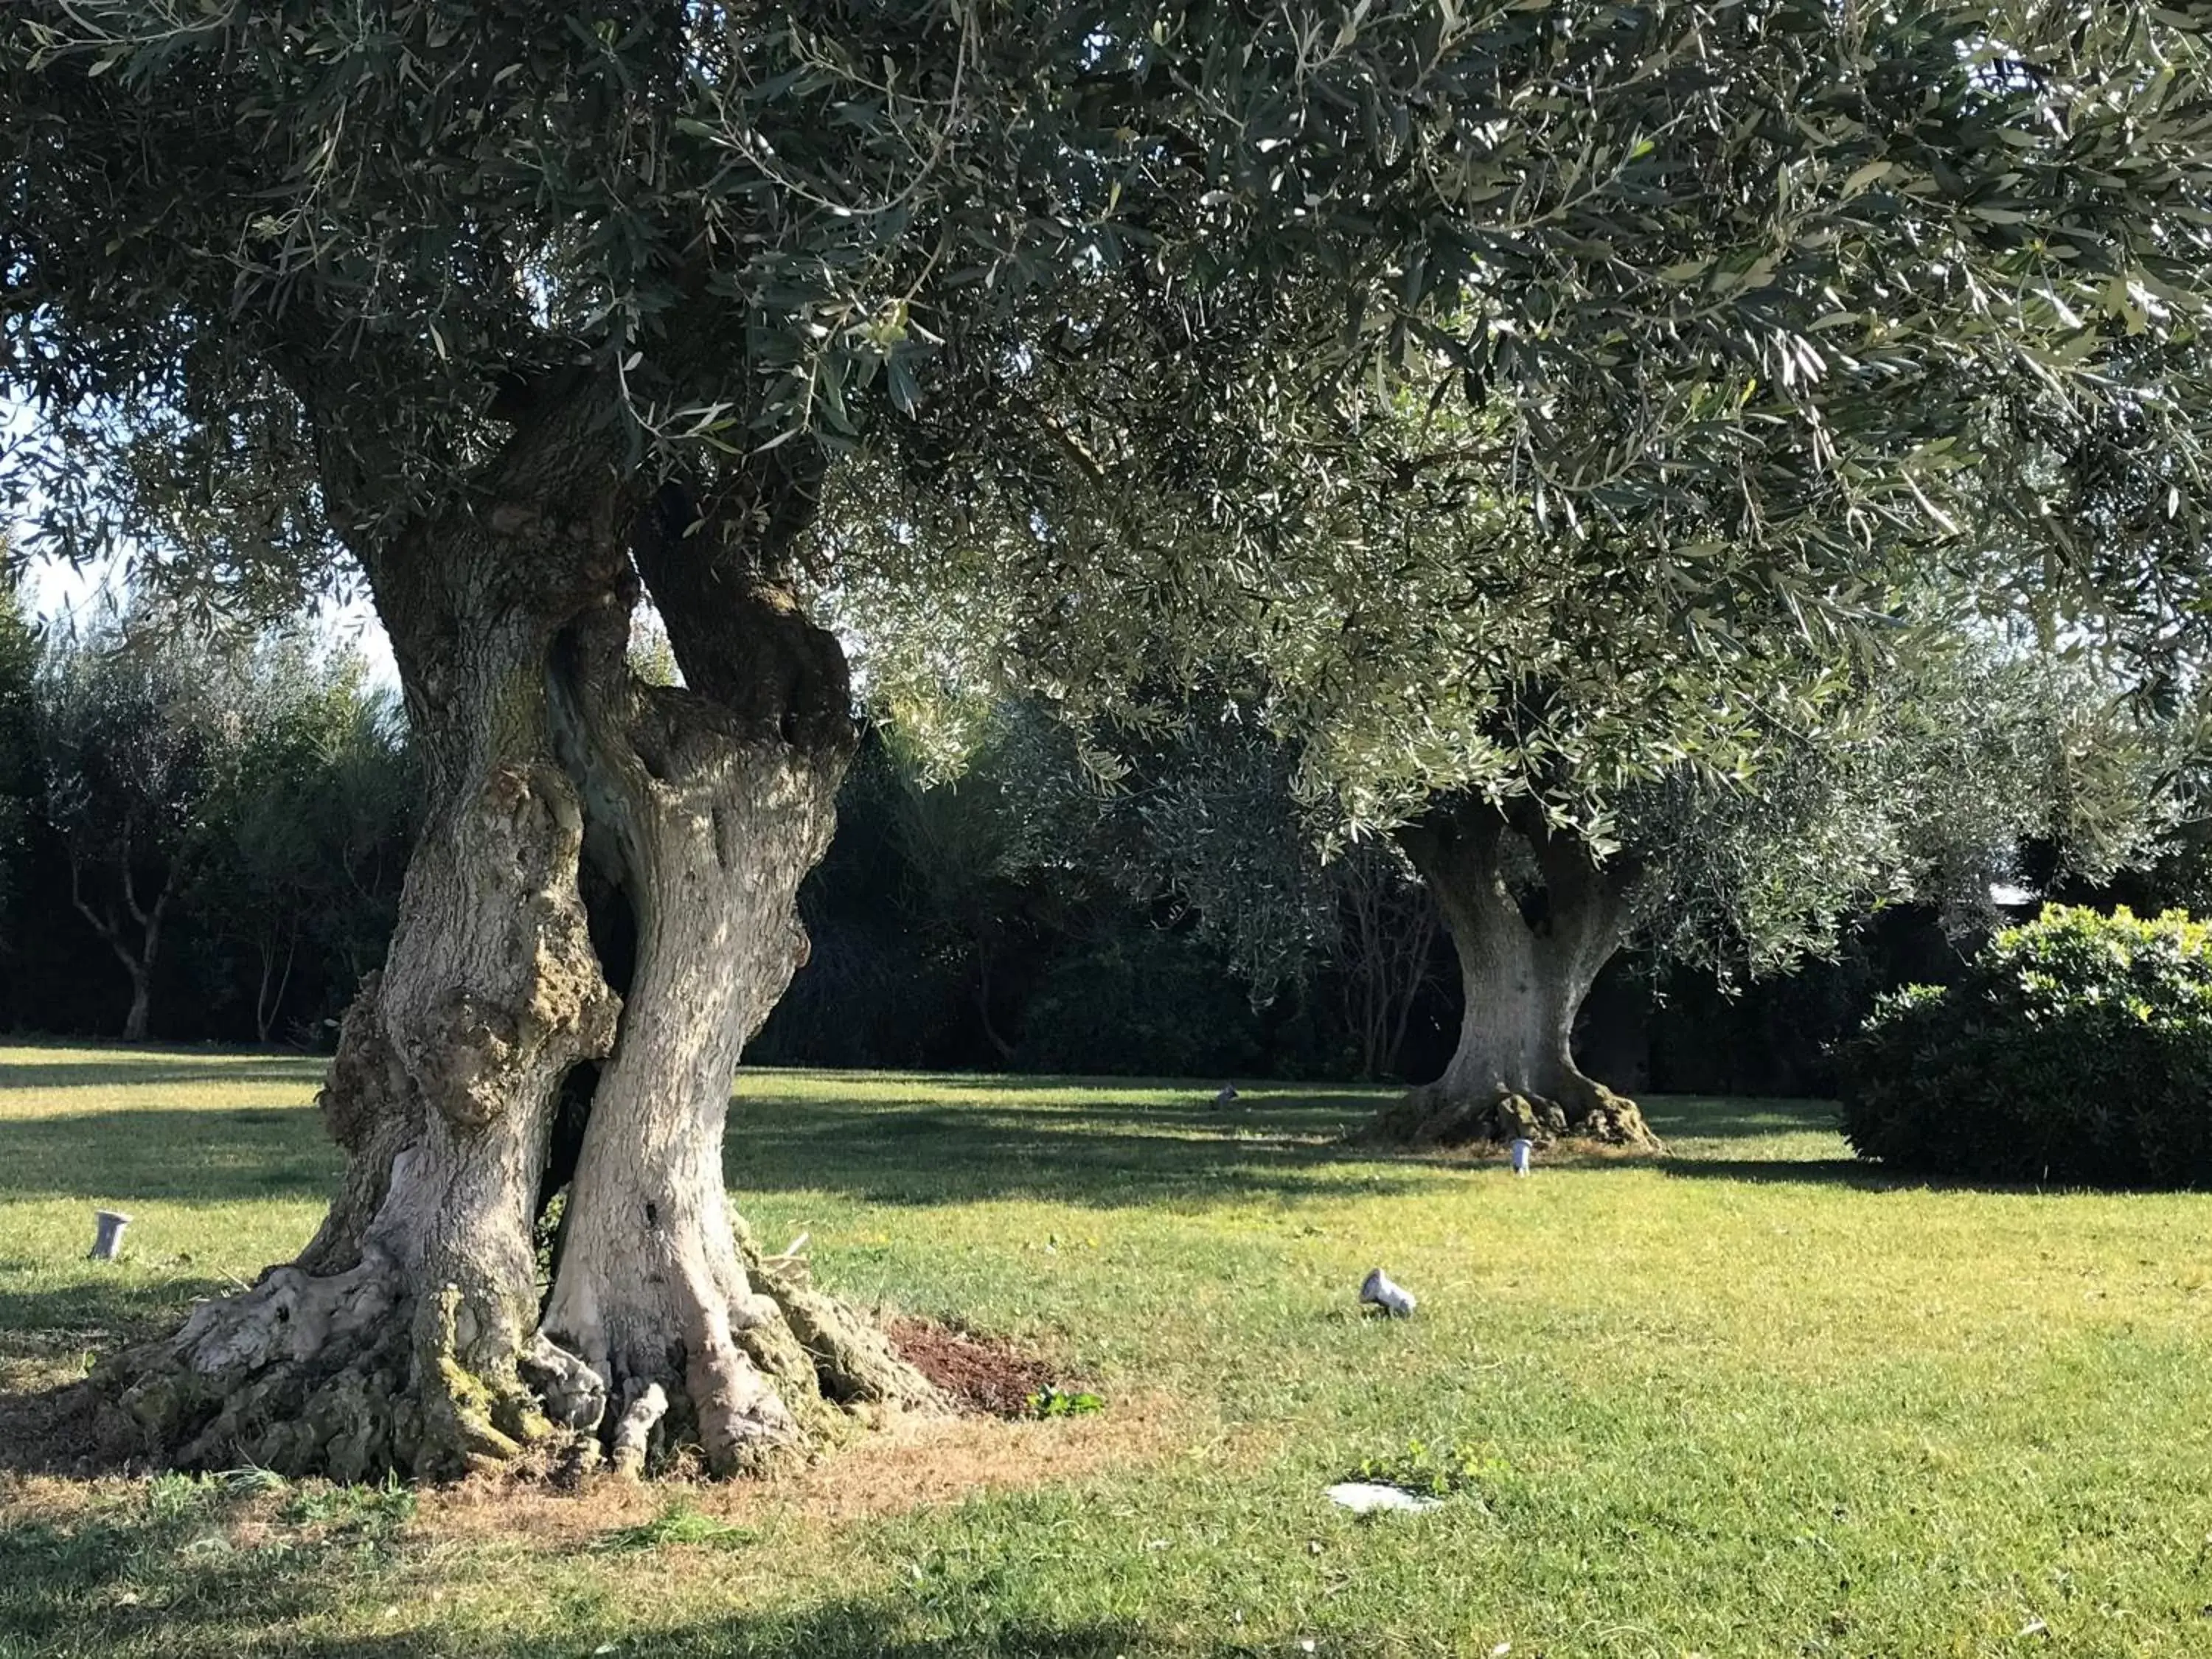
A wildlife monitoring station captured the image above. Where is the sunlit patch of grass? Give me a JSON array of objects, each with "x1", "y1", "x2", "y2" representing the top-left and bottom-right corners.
[
  {"x1": 591, "y1": 1500, "x2": 759, "y2": 1554},
  {"x1": 4, "y1": 1041, "x2": 2211, "y2": 1655}
]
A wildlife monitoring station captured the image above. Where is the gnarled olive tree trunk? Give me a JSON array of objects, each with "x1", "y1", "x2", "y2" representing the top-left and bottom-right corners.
[
  {"x1": 1378, "y1": 799, "x2": 1659, "y2": 1151},
  {"x1": 92, "y1": 405, "x2": 932, "y2": 1480},
  {"x1": 535, "y1": 479, "x2": 935, "y2": 1478}
]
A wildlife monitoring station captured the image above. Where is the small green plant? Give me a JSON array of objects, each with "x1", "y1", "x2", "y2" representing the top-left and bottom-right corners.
[
  {"x1": 591, "y1": 1501, "x2": 757, "y2": 1554},
  {"x1": 214, "y1": 1466, "x2": 288, "y2": 1497},
  {"x1": 145, "y1": 1471, "x2": 220, "y2": 1521},
  {"x1": 1026, "y1": 1385, "x2": 1105, "y2": 1419},
  {"x1": 280, "y1": 1476, "x2": 417, "y2": 1534},
  {"x1": 1350, "y1": 1438, "x2": 1504, "y2": 1500}
]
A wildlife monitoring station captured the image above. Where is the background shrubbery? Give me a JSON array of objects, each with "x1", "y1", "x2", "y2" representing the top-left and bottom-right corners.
[
  {"x1": 8, "y1": 585, "x2": 2188, "y2": 1096},
  {"x1": 1840, "y1": 905, "x2": 2212, "y2": 1189}
]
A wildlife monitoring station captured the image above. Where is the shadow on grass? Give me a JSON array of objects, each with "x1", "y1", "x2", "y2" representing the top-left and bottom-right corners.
[
  {"x1": 0, "y1": 1495, "x2": 1335, "y2": 1659},
  {"x1": 0, "y1": 1107, "x2": 335, "y2": 1205},
  {"x1": 0, "y1": 1279, "x2": 232, "y2": 1477},
  {"x1": 0, "y1": 1045, "x2": 325, "y2": 1093},
  {"x1": 0, "y1": 1479, "x2": 423, "y2": 1652},
  {"x1": 0, "y1": 1276, "x2": 231, "y2": 1342},
  {"x1": 728, "y1": 1092, "x2": 1444, "y2": 1208},
  {"x1": 1636, "y1": 1095, "x2": 1843, "y2": 1143},
  {"x1": 0, "y1": 1482, "x2": 1329, "y2": 1658},
  {"x1": 1655, "y1": 1156, "x2": 1900, "y2": 1190}
]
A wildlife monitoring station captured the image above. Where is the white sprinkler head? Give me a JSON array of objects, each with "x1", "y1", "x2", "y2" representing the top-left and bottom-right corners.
[
  {"x1": 1360, "y1": 1267, "x2": 1416, "y2": 1317},
  {"x1": 88, "y1": 1208, "x2": 132, "y2": 1262}
]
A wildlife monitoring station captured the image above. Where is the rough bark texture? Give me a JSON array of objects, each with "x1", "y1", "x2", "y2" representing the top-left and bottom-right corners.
[
  {"x1": 537, "y1": 473, "x2": 936, "y2": 1475},
  {"x1": 92, "y1": 381, "x2": 630, "y2": 1477},
  {"x1": 88, "y1": 392, "x2": 933, "y2": 1480},
  {"x1": 1378, "y1": 799, "x2": 1660, "y2": 1151}
]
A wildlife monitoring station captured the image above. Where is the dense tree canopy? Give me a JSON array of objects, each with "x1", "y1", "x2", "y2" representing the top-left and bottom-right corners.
[
  {"x1": 6, "y1": 603, "x2": 410, "y2": 1042},
  {"x1": 6, "y1": 1, "x2": 2212, "y2": 1480}
]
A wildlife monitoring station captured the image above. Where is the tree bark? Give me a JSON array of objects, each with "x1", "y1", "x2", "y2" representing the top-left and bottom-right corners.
[
  {"x1": 89, "y1": 417, "x2": 934, "y2": 1481},
  {"x1": 93, "y1": 383, "x2": 632, "y2": 1478},
  {"x1": 69, "y1": 854, "x2": 170, "y2": 1042},
  {"x1": 1379, "y1": 799, "x2": 1659, "y2": 1150},
  {"x1": 536, "y1": 485, "x2": 936, "y2": 1475},
  {"x1": 120, "y1": 967, "x2": 151, "y2": 1044}
]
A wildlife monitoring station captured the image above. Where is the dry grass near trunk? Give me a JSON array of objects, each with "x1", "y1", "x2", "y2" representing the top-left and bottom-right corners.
[{"x1": 422, "y1": 1388, "x2": 1185, "y2": 1548}]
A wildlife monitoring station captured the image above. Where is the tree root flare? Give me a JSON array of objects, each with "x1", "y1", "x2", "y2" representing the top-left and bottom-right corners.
[
  {"x1": 1371, "y1": 1082, "x2": 1663, "y2": 1153},
  {"x1": 87, "y1": 1230, "x2": 948, "y2": 1484}
]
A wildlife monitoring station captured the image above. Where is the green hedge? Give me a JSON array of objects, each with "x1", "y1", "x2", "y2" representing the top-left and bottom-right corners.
[{"x1": 1839, "y1": 905, "x2": 2212, "y2": 1187}]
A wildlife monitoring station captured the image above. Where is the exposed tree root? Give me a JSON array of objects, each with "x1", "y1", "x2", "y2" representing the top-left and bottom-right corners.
[
  {"x1": 87, "y1": 1236, "x2": 944, "y2": 1483},
  {"x1": 1372, "y1": 1079, "x2": 1662, "y2": 1152},
  {"x1": 88, "y1": 1267, "x2": 557, "y2": 1480}
]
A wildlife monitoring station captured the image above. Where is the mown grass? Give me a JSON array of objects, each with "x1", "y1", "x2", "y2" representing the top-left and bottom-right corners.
[{"x1": 2, "y1": 1040, "x2": 2210, "y2": 1657}]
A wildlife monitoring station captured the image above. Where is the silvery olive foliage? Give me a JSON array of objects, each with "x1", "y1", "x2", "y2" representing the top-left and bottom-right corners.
[
  {"x1": 4, "y1": 5, "x2": 2209, "y2": 634},
  {"x1": 1623, "y1": 636, "x2": 2191, "y2": 984},
  {"x1": 838, "y1": 365, "x2": 2193, "y2": 995},
  {"x1": 4, "y1": 2, "x2": 2208, "y2": 984}
]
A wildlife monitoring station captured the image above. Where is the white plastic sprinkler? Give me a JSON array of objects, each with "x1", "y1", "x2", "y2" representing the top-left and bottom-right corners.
[
  {"x1": 88, "y1": 1208, "x2": 131, "y2": 1261},
  {"x1": 1360, "y1": 1267, "x2": 1416, "y2": 1317}
]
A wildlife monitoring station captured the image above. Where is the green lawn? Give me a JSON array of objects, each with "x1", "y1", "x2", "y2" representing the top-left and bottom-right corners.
[{"x1": 2, "y1": 1042, "x2": 2210, "y2": 1658}]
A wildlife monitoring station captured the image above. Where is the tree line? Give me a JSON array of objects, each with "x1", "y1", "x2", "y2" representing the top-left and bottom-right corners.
[
  {"x1": 0, "y1": 584, "x2": 411, "y2": 1044},
  {"x1": 7, "y1": 574, "x2": 2190, "y2": 1114}
]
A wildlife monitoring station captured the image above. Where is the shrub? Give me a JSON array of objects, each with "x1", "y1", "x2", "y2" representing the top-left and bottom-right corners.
[
  {"x1": 1014, "y1": 925, "x2": 1265, "y2": 1077},
  {"x1": 1839, "y1": 905, "x2": 2212, "y2": 1187}
]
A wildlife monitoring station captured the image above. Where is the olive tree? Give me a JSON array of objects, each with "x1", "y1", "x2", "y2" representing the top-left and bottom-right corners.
[
  {"x1": 858, "y1": 369, "x2": 2192, "y2": 1146},
  {"x1": 7, "y1": 2, "x2": 2211, "y2": 1475},
  {"x1": 35, "y1": 611, "x2": 240, "y2": 1041}
]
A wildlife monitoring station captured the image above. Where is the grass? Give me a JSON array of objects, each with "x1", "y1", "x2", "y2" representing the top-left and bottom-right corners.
[{"x1": 2, "y1": 1040, "x2": 2211, "y2": 1657}]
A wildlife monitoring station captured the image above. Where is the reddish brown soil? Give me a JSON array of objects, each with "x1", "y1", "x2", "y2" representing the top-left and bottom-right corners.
[{"x1": 887, "y1": 1317, "x2": 1058, "y2": 1419}]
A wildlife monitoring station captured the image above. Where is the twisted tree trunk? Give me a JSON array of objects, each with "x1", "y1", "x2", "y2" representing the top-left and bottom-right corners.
[
  {"x1": 69, "y1": 855, "x2": 174, "y2": 1042},
  {"x1": 1378, "y1": 799, "x2": 1659, "y2": 1151},
  {"x1": 535, "y1": 480, "x2": 934, "y2": 1478},
  {"x1": 91, "y1": 399, "x2": 931, "y2": 1481}
]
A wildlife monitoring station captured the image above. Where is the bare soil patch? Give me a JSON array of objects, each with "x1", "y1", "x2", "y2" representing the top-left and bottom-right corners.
[
  {"x1": 887, "y1": 1315, "x2": 1058, "y2": 1418},
  {"x1": 0, "y1": 1377, "x2": 113, "y2": 1479}
]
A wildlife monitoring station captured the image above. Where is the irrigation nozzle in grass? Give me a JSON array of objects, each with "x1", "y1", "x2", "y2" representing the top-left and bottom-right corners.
[
  {"x1": 88, "y1": 1208, "x2": 132, "y2": 1261},
  {"x1": 1360, "y1": 1268, "x2": 1416, "y2": 1317},
  {"x1": 1509, "y1": 1138, "x2": 1533, "y2": 1175}
]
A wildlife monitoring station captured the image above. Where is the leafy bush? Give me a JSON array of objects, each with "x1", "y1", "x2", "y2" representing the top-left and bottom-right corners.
[
  {"x1": 1014, "y1": 925, "x2": 1265, "y2": 1077},
  {"x1": 1839, "y1": 905, "x2": 2212, "y2": 1187}
]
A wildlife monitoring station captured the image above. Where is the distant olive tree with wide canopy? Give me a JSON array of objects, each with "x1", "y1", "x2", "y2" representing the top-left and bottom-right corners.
[
  {"x1": 836, "y1": 18, "x2": 2212, "y2": 1147},
  {"x1": 7, "y1": 2, "x2": 2212, "y2": 1479}
]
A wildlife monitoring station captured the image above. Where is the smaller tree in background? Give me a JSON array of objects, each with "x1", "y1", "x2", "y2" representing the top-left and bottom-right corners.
[
  {"x1": 192, "y1": 639, "x2": 411, "y2": 1043},
  {"x1": 846, "y1": 347, "x2": 2194, "y2": 1144},
  {"x1": 15, "y1": 605, "x2": 410, "y2": 1046},
  {"x1": 34, "y1": 610, "x2": 236, "y2": 1040},
  {"x1": 869, "y1": 698, "x2": 1448, "y2": 1082}
]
